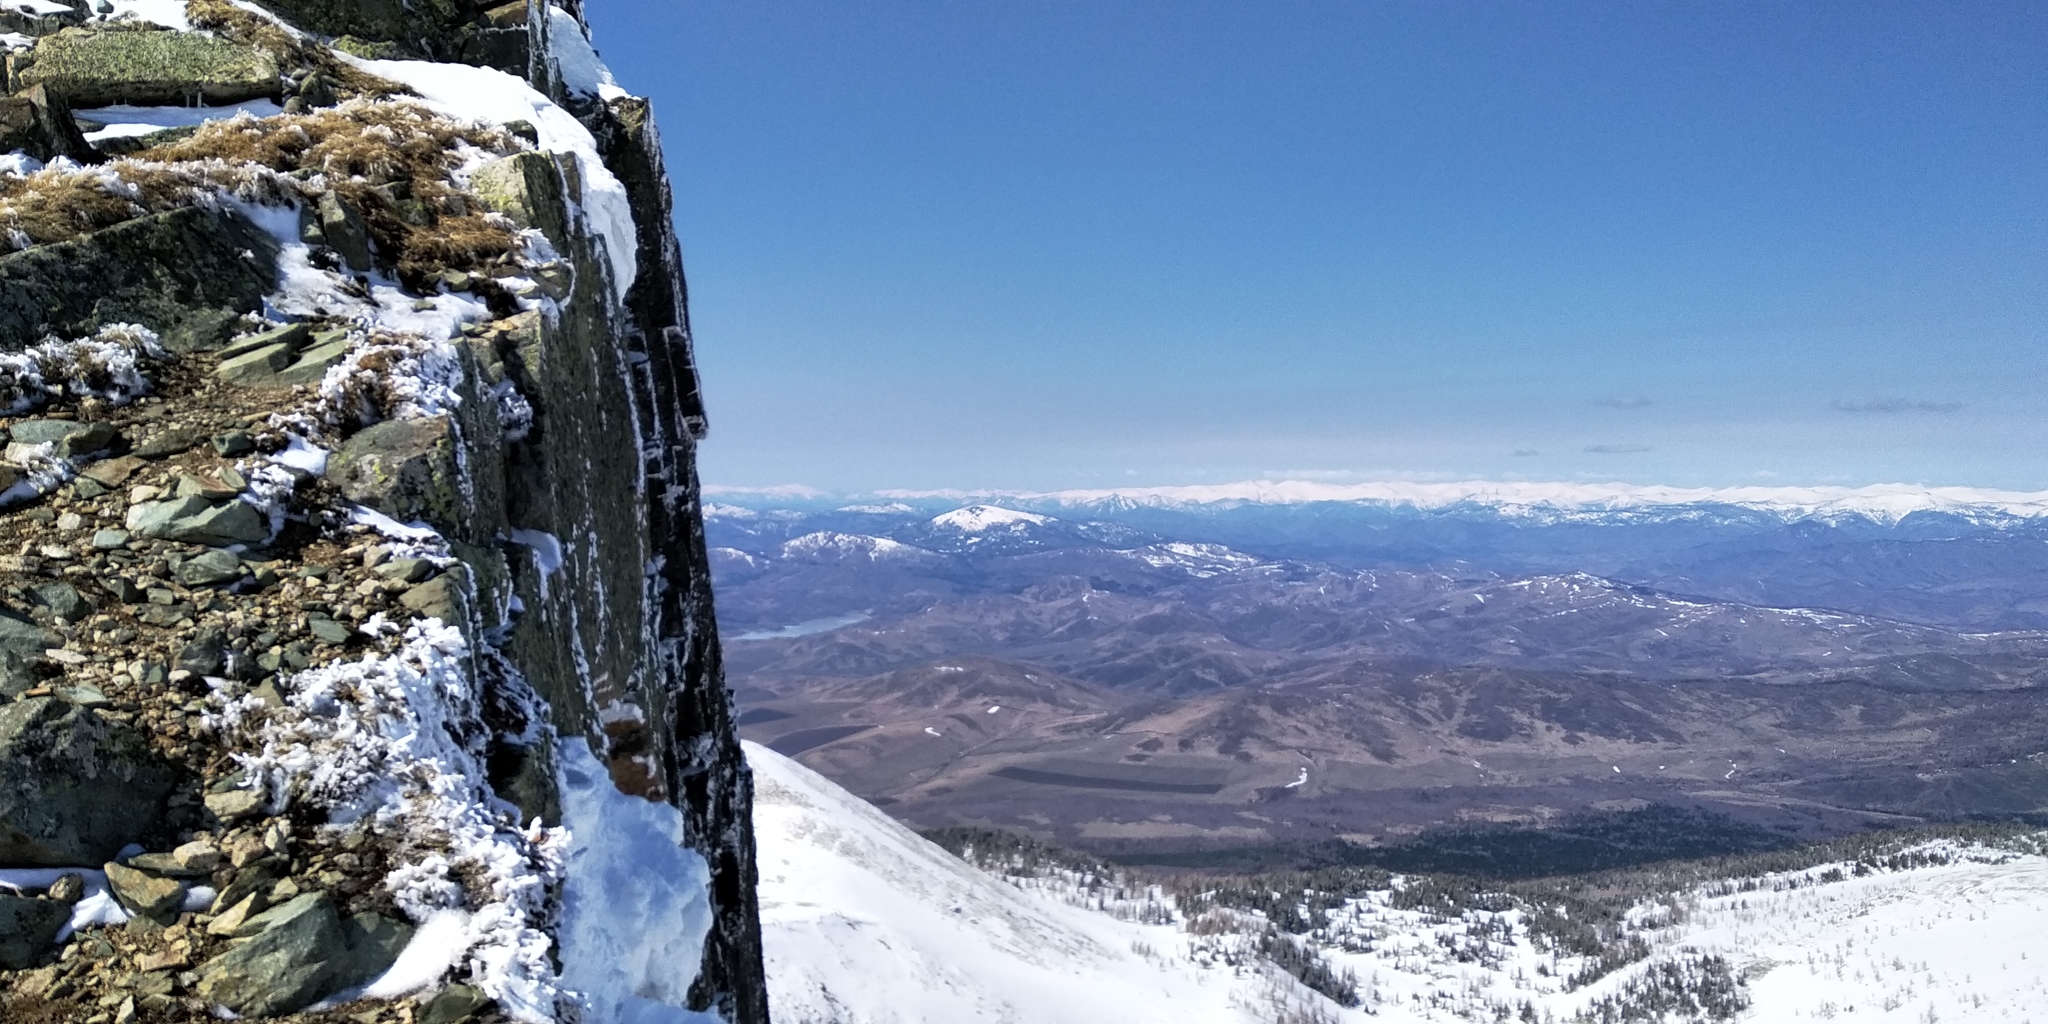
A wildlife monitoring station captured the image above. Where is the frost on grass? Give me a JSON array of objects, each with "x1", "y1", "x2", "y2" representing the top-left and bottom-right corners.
[
  {"x1": 316, "y1": 330, "x2": 466, "y2": 429},
  {"x1": 211, "y1": 621, "x2": 569, "y2": 1021},
  {"x1": 0, "y1": 323, "x2": 161, "y2": 414}
]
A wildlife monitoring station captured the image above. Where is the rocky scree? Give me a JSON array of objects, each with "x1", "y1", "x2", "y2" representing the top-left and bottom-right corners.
[{"x1": 0, "y1": 1, "x2": 767, "y2": 1022}]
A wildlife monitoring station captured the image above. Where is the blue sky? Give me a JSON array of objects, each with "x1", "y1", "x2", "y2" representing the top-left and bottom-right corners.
[{"x1": 583, "y1": 0, "x2": 2046, "y2": 493}]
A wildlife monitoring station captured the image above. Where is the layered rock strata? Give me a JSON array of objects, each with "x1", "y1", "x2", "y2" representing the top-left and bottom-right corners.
[{"x1": 0, "y1": 1, "x2": 767, "y2": 1022}]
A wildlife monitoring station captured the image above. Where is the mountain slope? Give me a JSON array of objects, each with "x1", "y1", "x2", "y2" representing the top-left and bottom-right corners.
[{"x1": 747, "y1": 741, "x2": 1265, "y2": 1024}]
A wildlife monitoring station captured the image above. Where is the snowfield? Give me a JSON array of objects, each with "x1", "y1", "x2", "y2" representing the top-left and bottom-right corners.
[
  {"x1": 747, "y1": 742, "x2": 1275, "y2": 1024},
  {"x1": 747, "y1": 744, "x2": 2048, "y2": 1024},
  {"x1": 929, "y1": 505, "x2": 1054, "y2": 532}
]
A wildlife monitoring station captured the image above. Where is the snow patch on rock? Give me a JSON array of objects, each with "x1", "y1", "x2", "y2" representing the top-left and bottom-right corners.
[
  {"x1": 341, "y1": 55, "x2": 640, "y2": 300},
  {"x1": 556, "y1": 737, "x2": 720, "y2": 1024}
]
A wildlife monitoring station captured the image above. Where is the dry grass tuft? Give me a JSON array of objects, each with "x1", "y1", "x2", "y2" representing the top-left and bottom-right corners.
[
  {"x1": 3, "y1": 91, "x2": 522, "y2": 289},
  {"x1": 139, "y1": 100, "x2": 507, "y2": 182},
  {"x1": 137, "y1": 101, "x2": 520, "y2": 286},
  {"x1": 0, "y1": 164, "x2": 200, "y2": 252}
]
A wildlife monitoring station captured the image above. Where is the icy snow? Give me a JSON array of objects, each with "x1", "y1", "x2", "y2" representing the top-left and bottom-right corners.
[
  {"x1": 509, "y1": 529, "x2": 565, "y2": 579},
  {"x1": 555, "y1": 737, "x2": 720, "y2": 1024},
  {"x1": 748, "y1": 741, "x2": 1262, "y2": 1024},
  {"x1": 99, "y1": 0, "x2": 192, "y2": 29},
  {"x1": 929, "y1": 505, "x2": 1052, "y2": 532},
  {"x1": 341, "y1": 56, "x2": 640, "y2": 299},
  {"x1": 77, "y1": 100, "x2": 284, "y2": 142},
  {"x1": 267, "y1": 434, "x2": 330, "y2": 476},
  {"x1": 548, "y1": 5, "x2": 629, "y2": 102}
]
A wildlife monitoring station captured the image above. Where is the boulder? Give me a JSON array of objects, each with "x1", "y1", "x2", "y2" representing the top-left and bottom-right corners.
[
  {"x1": 175, "y1": 630, "x2": 227, "y2": 675},
  {"x1": 159, "y1": 306, "x2": 240, "y2": 354},
  {"x1": 175, "y1": 549, "x2": 242, "y2": 587},
  {"x1": 0, "y1": 893, "x2": 68, "y2": 970},
  {"x1": 131, "y1": 426, "x2": 205, "y2": 459},
  {"x1": 0, "y1": 649, "x2": 36, "y2": 698},
  {"x1": 10, "y1": 28, "x2": 281, "y2": 108},
  {"x1": 332, "y1": 416, "x2": 461, "y2": 531},
  {"x1": 0, "y1": 697, "x2": 174, "y2": 866},
  {"x1": 194, "y1": 893, "x2": 348, "y2": 1017},
  {"x1": 469, "y1": 151, "x2": 572, "y2": 254},
  {"x1": 0, "y1": 85, "x2": 93, "y2": 164},
  {"x1": 0, "y1": 206, "x2": 279, "y2": 348},
  {"x1": 400, "y1": 569, "x2": 468, "y2": 628},
  {"x1": 318, "y1": 191, "x2": 372, "y2": 272},
  {"x1": 421, "y1": 983, "x2": 493, "y2": 1024},
  {"x1": 30, "y1": 582, "x2": 87, "y2": 623},
  {"x1": 78, "y1": 455, "x2": 144, "y2": 487},
  {"x1": 0, "y1": 609, "x2": 57, "y2": 663},
  {"x1": 203, "y1": 788, "x2": 264, "y2": 825},
  {"x1": 216, "y1": 321, "x2": 352, "y2": 387},
  {"x1": 0, "y1": 1, "x2": 85, "y2": 37},
  {"x1": 6, "y1": 419, "x2": 90, "y2": 444},
  {"x1": 53, "y1": 422, "x2": 116, "y2": 457},
  {"x1": 215, "y1": 341, "x2": 298, "y2": 386},
  {"x1": 102, "y1": 860, "x2": 186, "y2": 922},
  {"x1": 127, "y1": 495, "x2": 268, "y2": 546},
  {"x1": 193, "y1": 893, "x2": 410, "y2": 1017}
]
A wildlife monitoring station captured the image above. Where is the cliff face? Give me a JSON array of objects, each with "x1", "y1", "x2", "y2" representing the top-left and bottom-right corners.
[{"x1": 0, "y1": 1, "x2": 767, "y2": 1021}]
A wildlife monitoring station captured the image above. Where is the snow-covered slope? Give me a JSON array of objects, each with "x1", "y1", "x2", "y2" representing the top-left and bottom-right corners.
[
  {"x1": 746, "y1": 742, "x2": 1266, "y2": 1024},
  {"x1": 749, "y1": 740, "x2": 2048, "y2": 1024},
  {"x1": 931, "y1": 505, "x2": 1053, "y2": 532}
]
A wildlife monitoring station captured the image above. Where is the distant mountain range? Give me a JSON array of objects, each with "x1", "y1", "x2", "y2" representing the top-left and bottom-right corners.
[{"x1": 707, "y1": 490, "x2": 2048, "y2": 859}]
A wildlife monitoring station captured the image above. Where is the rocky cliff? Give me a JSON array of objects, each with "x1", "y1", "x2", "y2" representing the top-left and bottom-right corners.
[{"x1": 0, "y1": 1, "x2": 768, "y2": 1022}]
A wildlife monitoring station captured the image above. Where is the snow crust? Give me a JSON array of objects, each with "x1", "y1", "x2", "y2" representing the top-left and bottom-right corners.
[
  {"x1": 77, "y1": 100, "x2": 284, "y2": 142},
  {"x1": 929, "y1": 505, "x2": 1052, "y2": 532},
  {"x1": 101, "y1": 0, "x2": 192, "y2": 29},
  {"x1": 747, "y1": 741, "x2": 1260, "y2": 1024},
  {"x1": 548, "y1": 6, "x2": 629, "y2": 102},
  {"x1": 509, "y1": 529, "x2": 565, "y2": 581},
  {"x1": 343, "y1": 56, "x2": 640, "y2": 299},
  {"x1": 555, "y1": 737, "x2": 720, "y2": 1024}
]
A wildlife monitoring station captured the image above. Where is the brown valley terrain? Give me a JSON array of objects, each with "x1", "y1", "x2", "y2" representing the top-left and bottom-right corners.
[{"x1": 711, "y1": 501, "x2": 2048, "y2": 871}]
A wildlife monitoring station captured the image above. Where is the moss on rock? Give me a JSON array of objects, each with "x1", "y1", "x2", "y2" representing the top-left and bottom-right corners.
[
  {"x1": 0, "y1": 205, "x2": 280, "y2": 348},
  {"x1": 9, "y1": 28, "x2": 281, "y2": 107}
]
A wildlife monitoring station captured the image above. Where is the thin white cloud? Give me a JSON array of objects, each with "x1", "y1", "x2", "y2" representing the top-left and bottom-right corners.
[
  {"x1": 1593, "y1": 394, "x2": 1653, "y2": 409},
  {"x1": 1584, "y1": 443, "x2": 1652, "y2": 454},
  {"x1": 701, "y1": 483, "x2": 828, "y2": 498},
  {"x1": 1833, "y1": 398, "x2": 1964, "y2": 414}
]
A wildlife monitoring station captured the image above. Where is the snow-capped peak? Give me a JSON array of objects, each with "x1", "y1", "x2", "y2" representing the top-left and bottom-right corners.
[
  {"x1": 930, "y1": 505, "x2": 1053, "y2": 532},
  {"x1": 780, "y1": 532, "x2": 926, "y2": 561}
]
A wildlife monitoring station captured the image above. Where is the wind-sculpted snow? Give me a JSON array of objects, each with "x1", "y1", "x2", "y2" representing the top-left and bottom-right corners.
[
  {"x1": 747, "y1": 741, "x2": 1279, "y2": 1024},
  {"x1": 556, "y1": 739, "x2": 720, "y2": 1024}
]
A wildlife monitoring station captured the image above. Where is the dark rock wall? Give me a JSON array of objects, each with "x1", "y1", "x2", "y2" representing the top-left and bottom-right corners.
[{"x1": 507, "y1": 10, "x2": 771, "y2": 1022}]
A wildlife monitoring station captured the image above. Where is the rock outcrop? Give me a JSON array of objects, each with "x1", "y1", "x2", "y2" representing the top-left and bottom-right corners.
[{"x1": 0, "y1": 1, "x2": 768, "y2": 1021}]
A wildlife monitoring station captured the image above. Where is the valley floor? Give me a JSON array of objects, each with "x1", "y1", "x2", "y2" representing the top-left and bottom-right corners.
[{"x1": 749, "y1": 739, "x2": 2048, "y2": 1024}]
